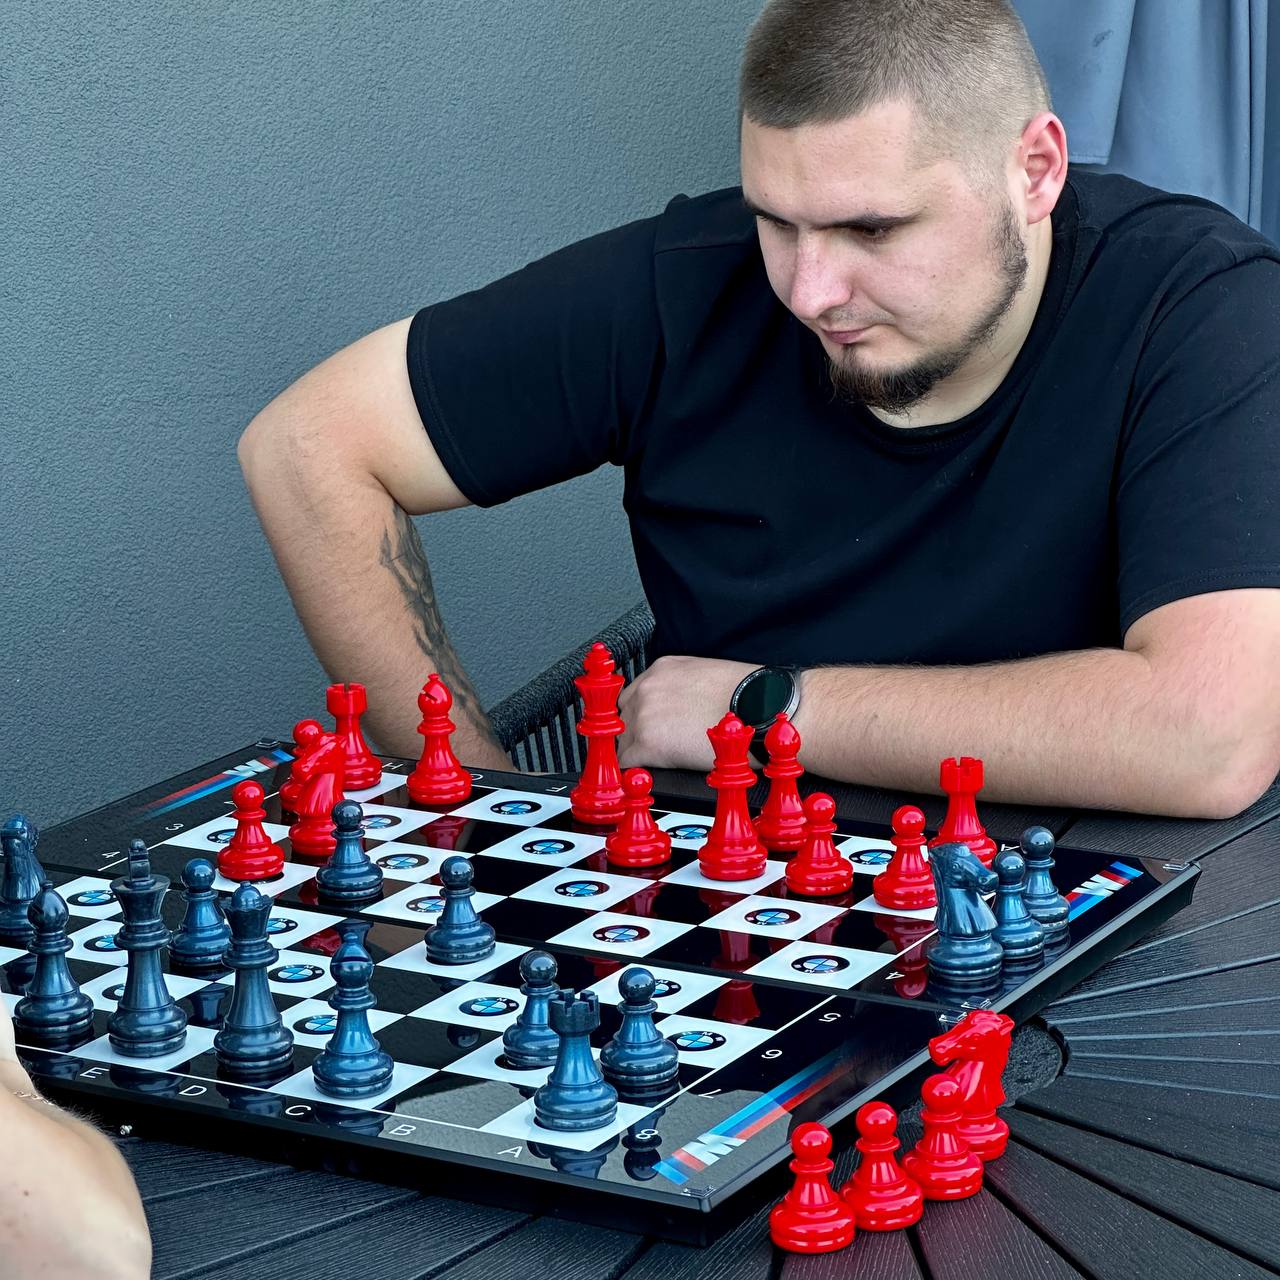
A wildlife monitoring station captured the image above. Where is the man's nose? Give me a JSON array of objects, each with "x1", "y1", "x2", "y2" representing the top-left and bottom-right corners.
[{"x1": 789, "y1": 238, "x2": 853, "y2": 322}]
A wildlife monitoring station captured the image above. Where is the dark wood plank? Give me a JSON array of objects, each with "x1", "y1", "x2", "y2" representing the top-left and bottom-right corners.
[
  {"x1": 782, "y1": 1227, "x2": 925, "y2": 1280},
  {"x1": 620, "y1": 1198, "x2": 775, "y2": 1280},
  {"x1": 191, "y1": 1194, "x2": 527, "y2": 1280},
  {"x1": 984, "y1": 1140, "x2": 1278, "y2": 1280},
  {"x1": 1064, "y1": 1053, "x2": 1280, "y2": 1097},
  {"x1": 1064, "y1": 1031, "x2": 1280, "y2": 1063},
  {"x1": 1017, "y1": 1074, "x2": 1280, "y2": 1190},
  {"x1": 916, "y1": 1187, "x2": 1082, "y2": 1279},
  {"x1": 116, "y1": 1136, "x2": 277, "y2": 1202},
  {"x1": 1056, "y1": 778, "x2": 1280, "y2": 862},
  {"x1": 1007, "y1": 1109, "x2": 1280, "y2": 1271},
  {"x1": 432, "y1": 1216, "x2": 645, "y2": 1280}
]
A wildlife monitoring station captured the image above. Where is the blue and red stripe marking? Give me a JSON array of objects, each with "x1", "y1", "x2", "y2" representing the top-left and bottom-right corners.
[
  {"x1": 1064, "y1": 859, "x2": 1144, "y2": 920},
  {"x1": 136, "y1": 749, "x2": 294, "y2": 818},
  {"x1": 655, "y1": 1045, "x2": 853, "y2": 1186}
]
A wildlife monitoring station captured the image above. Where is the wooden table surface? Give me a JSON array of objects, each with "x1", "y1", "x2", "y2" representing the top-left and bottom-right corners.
[{"x1": 112, "y1": 774, "x2": 1280, "y2": 1280}]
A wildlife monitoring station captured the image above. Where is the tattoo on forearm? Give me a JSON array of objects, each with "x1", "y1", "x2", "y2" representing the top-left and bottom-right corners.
[{"x1": 378, "y1": 506, "x2": 502, "y2": 748}]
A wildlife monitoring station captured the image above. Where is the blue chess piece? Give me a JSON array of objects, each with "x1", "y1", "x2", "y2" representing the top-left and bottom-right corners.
[
  {"x1": 600, "y1": 967, "x2": 679, "y2": 1102},
  {"x1": 107, "y1": 840, "x2": 188, "y2": 1057},
  {"x1": 991, "y1": 848, "x2": 1046, "y2": 969},
  {"x1": 215, "y1": 882, "x2": 295, "y2": 1080},
  {"x1": 502, "y1": 950, "x2": 561, "y2": 1070},
  {"x1": 315, "y1": 801, "x2": 384, "y2": 903},
  {"x1": 14, "y1": 882, "x2": 95, "y2": 1047},
  {"x1": 425, "y1": 856, "x2": 494, "y2": 965},
  {"x1": 926, "y1": 842, "x2": 1003, "y2": 993},
  {"x1": 533, "y1": 990, "x2": 618, "y2": 1132},
  {"x1": 312, "y1": 920, "x2": 394, "y2": 1099},
  {"x1": 170, "y1": 859, "x2": 231, "y2": 976},
  {"x1": 0, "y1": 814, "x2": 45, "y2": 948},
  {"x1": 1020, "y1": 827, "x2": 1070, "y2": 947}
]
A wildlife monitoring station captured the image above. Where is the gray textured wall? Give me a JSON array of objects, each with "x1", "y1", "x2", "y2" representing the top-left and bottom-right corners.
[{"x1": 4, "y1": 3, "x2": 758, "y2": 826}]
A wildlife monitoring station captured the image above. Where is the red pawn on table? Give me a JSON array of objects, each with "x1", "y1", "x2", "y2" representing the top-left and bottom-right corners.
[
  {"x1": 785, "y1": 793, "x2": 852, "y2": 897},
  {"x1": 931, "y1": 756, "x2": 997, "y2": 866},
  {"x1": 841, "y1": 1101, "x2": 923, "y2": 1230},
  {"x1": 605, "y1": 768, "x2": 672, "y2": 867},
  {"x1": 769, "y1": 1122, "x2": 856, "y2": 1254},
  {"x1": 902, "y1": 1073, "x2": 984, "y2": 1199},
  {"x1": 873, "y1": 804, "x2": 936, "y2": 911},
  {"x1": 929, "y1": 1008, "x2": 1015, "y2": 1160},
  {"x1": 570, "y1": 643, "x2": 626, "y2": 825},
  {"x1": 753, "y1": 713, "x2": 807, "y2": 853},
  {"x1": 285, "y1": 719, "x2": 346, "y2": 861},
  {"x1": 408, "y1": 674, "x2": 472, "y2": 806},
  {"x1": 327, "y1": 681, "x2": 382, "y2": 791},
  {"x1": 698, "y1": 713, "x2": 767, "y2": 881},
  {"x1": 218, "y1": 779, "x2": 284, "y2": 881}
]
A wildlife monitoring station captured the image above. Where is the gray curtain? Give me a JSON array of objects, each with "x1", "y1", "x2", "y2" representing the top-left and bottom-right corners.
[{"x1": 1014, "y1": 0, "x2": 1275, "y2": 244}]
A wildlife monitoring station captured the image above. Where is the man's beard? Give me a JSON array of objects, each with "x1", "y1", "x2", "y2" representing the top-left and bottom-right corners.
[{"x1": 826, "y1": 199, "x2": 1029, "y2": 416}]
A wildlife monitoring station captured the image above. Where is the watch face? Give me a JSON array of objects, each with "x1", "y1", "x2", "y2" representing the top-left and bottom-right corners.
[{"x1": 735, "y1": 668, "x2": 794, "y2": 727}]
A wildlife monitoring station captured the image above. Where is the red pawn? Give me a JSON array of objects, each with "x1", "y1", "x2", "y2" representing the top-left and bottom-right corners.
[
  {"x1": 841, "y1": 1101, "x2": 923, "y2": 1230},
  {"x1": 570, "y1": 643, "x2": 626, "y2": 825},
  {"x1": 929, "y1": 1009, "x2": 1015, "y2": 1160},
  {"x1": 219, "y1": 779, "x2": 284, "y2": 881},
  {"x1": 286, "y1": 720, "x2": 347, "y2": 861},
  {"x1": 605, "y1": 768, "x2": 672, "y2": 867},
  {"x1": 698, "y1": 713, "x2": 767, "y2": 881},
  {"x1": 874, "y1": 805, "x2": 936, "y2": 911},
  {"x1": 753, "y1": 714, "x2": 807, "y2": 853},
  {"x1": 769, "y1": 1123, "x2": 856, "y2": 1254},
  {"x1": 931, "y1": 756, "x2": 997, "y2": 867},
  {"x1": 407, "y1": 675, "x2": 472, "y2": 806},
  {"x1": 327, "y1": 682, "x2": 382, "y2": 791},
  {"x1": 902, "y1": 1074, "x2": 984, "y2": 1200},
  {"x1": 785, "y1": 793, "x2": 853, "y2": 897}
]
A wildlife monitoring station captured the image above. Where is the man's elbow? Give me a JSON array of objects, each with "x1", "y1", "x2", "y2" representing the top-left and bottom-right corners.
[{"x1": 1186, "y1": 716, "x2": 1280, "y2": 820}]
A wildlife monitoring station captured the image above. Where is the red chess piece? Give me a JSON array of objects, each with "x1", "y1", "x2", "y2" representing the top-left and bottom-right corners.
[
  {"x1": 873, "y1": 912, "x2": 934, "y2": 999},
  {"x1": 287, "y1": 720, "x2": 347, "y2": 861},
  {"x1": 327, "y1": 682, "x2": 382, "y2": 791},
  {"x1": 902, "y1": 1074, "x2": 984, "y2": 1200},
  {"x1": 605, "y1": 769, "x2": 673, "y2": 867},
  {"x1": 570, "y1": 643, "x2": 626, "y2": 825},
  {"x1": 407, "y1": 674, "x2": 472, "y2": 806},
  {"x1": 219, "y1": 779, "x2": 284, "y2": 881},
  {"x1": 874, "y1": 805, "x2": 936, "y2": 911},
  {"x1": 279, "y1": 717, "x2": 325, "y2": 816},
  {"x1": 931, "y1": 756, "x2": 997, "y2": 867},
  {"x1": 841, "y1": 1101, "x2": 924, "y2": 1230},
  {"x1": 785, "y1": 793, "x2": 853, "y2": 897},
  {"x1": 698, "y1": 714, "x2": 767, "y2": 881},
  {"x1": 753, "y1": 714, "x2": 807, "y2": 853},
  {"x1": 929, "y1": 1009, "x2": 1015, "y2": 1160},
  {"x1": 769, "y1": 1122, "x2": 856, "y2": 1254}
]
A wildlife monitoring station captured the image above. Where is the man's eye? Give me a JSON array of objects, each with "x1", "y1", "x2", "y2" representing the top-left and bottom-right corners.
[
  {"x1": 858, "y1": 226, "x2": 891, "y2": 243},
  {"x1": 756, "y1": 214, "x2": 793, "y2": 232}
]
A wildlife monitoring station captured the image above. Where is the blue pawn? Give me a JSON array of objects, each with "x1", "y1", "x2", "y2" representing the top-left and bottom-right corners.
[
  {"x1": 315, "y1": 801, "x2": 384, "y2": 903},
  {"x1": 425, "y1": 857, "x2": 494, "y2": 965},
  {"x1": 600, "y1": 968, "x2": 679, "y2": 1102},
  {"x1": 170, "y1": 859, "x2": 231, "y2": 976},
  {"x1": 312, "y1": 920, "x2": 394, "y2": 1099},
  {"x1": 502, "y1": 950, "x2": 561, "y2": 1070},
  {"x1": 215, "y1": 882, "x2": 295, "y2": 1080},
  {"x1": 0, "y1": 814, "x2": 45, "y2": 948},
  {"x1": 14, "y1": 882, "x2": 95, "y2": 1047},
  {"x1": 991, "y1": 848, "x2": 1046, "y2": 969},
  {"x1": 927, "y1": 842, "x2": 1003, "y2": 993},
  {"x1": 533, "y1": 990, "x2": 617, "y2": 1132},
  {"x1": 107, "y1": 840, "x2": 188, "y2": 1057},
  {"x1": 1020, "y1": 827, "x2": 1070, "y2": 947}
]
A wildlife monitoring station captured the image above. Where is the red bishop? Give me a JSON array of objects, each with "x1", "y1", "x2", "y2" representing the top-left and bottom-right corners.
[
  {"x1": 753, "y1": 713, "x2": 807, "y2": 853},
  {"x1": 407, "y1": 674, "x2": 472, "y2": 806},
  {"x1": 569, "y1": 643, "x2": 626, "y2": 825}
]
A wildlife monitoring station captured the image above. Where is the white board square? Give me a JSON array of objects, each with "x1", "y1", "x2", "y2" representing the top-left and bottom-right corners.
[
  {"x1": 444, "y1": 1035, "x2": 556, "y2": 1086},
  {"x1": 659, "y1": 858, "x2": 785, "y2": 894},
  {"x1": 277, "y1": 998, "x2": 402, "y2": 1048},
  {"x1": 378, "y1": 940, "x2": 528, "y2": 982},
  {"x1": 273, "y1": 1061, "x2": 435, "y2": 1111},
  {"x1": 346, "y1": 771, "x2": 414, "y2": 803},
  {"x1": 700, "y1": 895, "x2": 846, "y2": 940},
  {"x1": 448, "y1": 789, "x2": 573, "y2": 828},
  {"x1": 347, "y1": 804, "x2": 438, "y2": 843},
  {"x1": 56, "y1": 877, "x2": 123, "y2": 919},
  {"x1": 474, "y1": 826, "x2": 603, "y2": 867},
  {"x1": 409, "y1": 981, "x2": 526, "y2": 1032},
  {"x1": 584, "y1": 965, "x2": 726, "y2": 1014},
  {"x1": 746, "y1": 941, "x2": 891, "y2": 989},
  {"x1": 261, "y1": 905, "x2": 345, "y2": 946},
  {"x1": 361, "y1": 883, "x2": 503, "y2": 926},
  {"x1": 653, "y1": 812, "x2": 714, "y2": 849},
  {"x1": 835, "y1": 834, "x2": 898, "y2": 874},
  {"x1": 211, "y1": 861, "x2": 316, "y2": 898},
  {"x1": 513, "y1": 869, "x2": 652, "y2": 913},
  {"x1": 66, "y1": 921, "x2": 126, "y2": 964},
  {"x1": 265, "y1": 949, "x2": 336, "y2": 998},
  {"x1": 846, "y1": 891, "x2": 938, "y2": 922},
  {"x1": 547, "y1": 912, "x2": 693, "y2": 958},
  {"x1": 78, "y1": 967, "x2": 211, "y2": 1013},
  {"x1": 479, "y1": 1098, "x2": 652, "y2": 1150},
  {"x1": 654, "y1": 1014, "x2": 775, "y2": 1070},
  {"x1": 75, "y1": 1025, "x2": 219, "y2": 1072},
  {"x1": 163, "y1": 815, "x2": 290, "y2": 855}
]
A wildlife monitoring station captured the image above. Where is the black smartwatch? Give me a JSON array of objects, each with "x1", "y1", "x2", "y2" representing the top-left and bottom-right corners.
[{"x1": 730, "y1": 665, "x2": 801, "y2": 764}]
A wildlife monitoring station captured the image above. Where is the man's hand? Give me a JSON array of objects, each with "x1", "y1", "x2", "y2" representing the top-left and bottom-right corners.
[{"x1": 618, "y1": 655, "x2": 757, "y2": 771}]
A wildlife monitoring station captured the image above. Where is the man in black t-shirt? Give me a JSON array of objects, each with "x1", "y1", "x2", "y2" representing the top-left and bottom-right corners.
[{"x1": 239, "y1": 0, "x2": 1280, "y2": 818}]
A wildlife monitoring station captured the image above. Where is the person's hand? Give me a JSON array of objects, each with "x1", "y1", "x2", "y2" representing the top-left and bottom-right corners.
[{"x1": 617, "y1": 655, "x2": 756, "y2": 771}]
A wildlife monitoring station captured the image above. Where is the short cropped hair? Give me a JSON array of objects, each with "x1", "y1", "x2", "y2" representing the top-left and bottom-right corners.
[{"x1": 740, "y1": 0, "x2": 1051, "y2": 176}]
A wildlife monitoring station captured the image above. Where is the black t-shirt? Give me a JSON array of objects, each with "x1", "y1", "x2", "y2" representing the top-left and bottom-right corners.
[{"x1": 406, "y1": 173, "x2": 1280, "y2": 668}]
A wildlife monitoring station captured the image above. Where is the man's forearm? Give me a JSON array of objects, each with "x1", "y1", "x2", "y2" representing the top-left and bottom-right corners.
[
  {"x1": 792, "y1": 647, "x2": 1249, "y2": 818},
  {"x1": 238, "y1": 428, "x2": 509, "y2": 766}
]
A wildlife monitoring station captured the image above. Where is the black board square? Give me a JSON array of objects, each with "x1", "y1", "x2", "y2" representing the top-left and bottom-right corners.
[
  {"x1": 480, "y1": 897, "x2": 583, "y2": 942},
  {"x1": 377, "y1": 1016, "x2": 501, "y2": 1070},
  {"x1": 386, "y1": 1071, "x2": 535, "y2": 1129},
  {"x1": 648, "y1": 927, "x2": 779, "y2": 971},
  {"x1": 615, "y1": 881, "x2": 717, "y2": 925},
  {"x1": 677, "y1": 981, "x2": 819, "y2": 1031}
]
